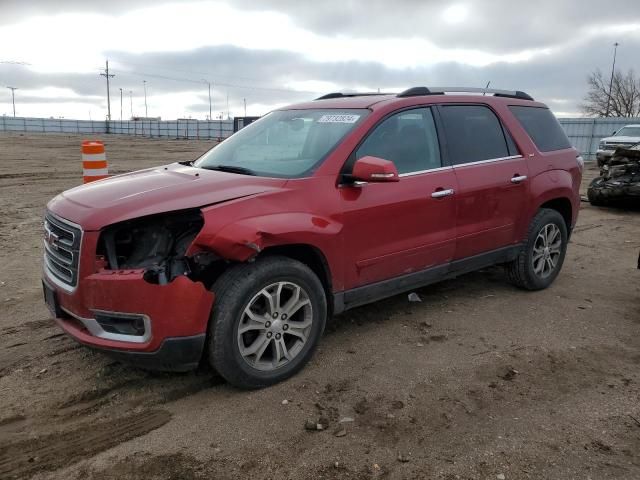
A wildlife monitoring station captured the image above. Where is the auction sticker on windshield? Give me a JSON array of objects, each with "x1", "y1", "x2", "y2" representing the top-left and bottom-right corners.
[{"x1": 317, "y1": 114, "x2": 361, "y2": 123}]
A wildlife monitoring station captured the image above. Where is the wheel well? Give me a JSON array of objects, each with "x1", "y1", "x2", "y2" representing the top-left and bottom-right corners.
[
  {"x1": 259, "y1": 244, "x2": 334, "y2": 314},
  {"x1": 540, "y1": 198, "x2": 572, "y2": 231}
]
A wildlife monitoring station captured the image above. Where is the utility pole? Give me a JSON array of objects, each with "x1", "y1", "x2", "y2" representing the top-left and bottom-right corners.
[
  {"x1": 99, "y1": 60, "x2": 115, "y2": 121},
  {"x1": 605, "y1": 42, "x2": 619, "y2": 117},
  {"x1": 7, "y1": 86, "x2": 17, "y2": 117},
  {"x1": 129, "y1": 90, "x2": 133, "y2": 118},
  {"x1": 143, "y1": 80, "x2": 148, "y2": 117},
  {"x1": 119, "y1": 88, "x2": 123, "y2": 121},
  {"x1": 201, "y1": 80, "x2": 212, "y2": 120}
]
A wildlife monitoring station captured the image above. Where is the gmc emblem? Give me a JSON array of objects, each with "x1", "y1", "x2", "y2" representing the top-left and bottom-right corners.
[{"x1": 44, "y1": 222, "x2": 60, "y2": 250}]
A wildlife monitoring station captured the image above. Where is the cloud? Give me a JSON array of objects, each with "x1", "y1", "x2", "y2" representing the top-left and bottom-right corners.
[
  {"x1": 1, "y1": 0, "x2": 640, "y2": 119},
  {"x1": 4, "y1": 30, "x2": 640, "y2": 119},
  {"x1": 233, "y1": 0, "x2": 640, "y2": 51},
  {"x1": 8, "y1": 0, "x2": 638, "y2": 52},
  {"x1": 0, "y1": 0, "x2": 159, "y2": 26}
]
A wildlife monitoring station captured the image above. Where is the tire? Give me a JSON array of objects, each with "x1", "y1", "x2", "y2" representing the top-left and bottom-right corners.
[
  {"x1": 505, "y1": 208, "x2": 568, "y2": 291},
  {"x1": 207, "y1": 255, "x2": 327, "y2": 389}
]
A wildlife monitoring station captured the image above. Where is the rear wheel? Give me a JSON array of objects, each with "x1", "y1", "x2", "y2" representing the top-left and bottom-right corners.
[
  {"x1": 207, "y1": 256, "x2": 327, "y2": 389},
  {"x1": 505, "y1": 208, "x2": 568, "y2": 290}
]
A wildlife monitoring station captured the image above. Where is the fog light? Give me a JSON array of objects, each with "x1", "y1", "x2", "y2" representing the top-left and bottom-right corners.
[{"x1": 94, "y1": 312, "x2": 147, "y2": 336}]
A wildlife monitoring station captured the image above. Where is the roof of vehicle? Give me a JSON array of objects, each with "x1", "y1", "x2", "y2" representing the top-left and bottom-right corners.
[
  {"x1": 282, "y1": 87, "x2": 547, "y2": 111},
  {"x1": 285, "y1": 94, "x2": 396, "y2": 110}
]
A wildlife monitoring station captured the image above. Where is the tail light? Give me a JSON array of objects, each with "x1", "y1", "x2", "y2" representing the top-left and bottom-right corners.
[{"x1": 576, "y1": 154, "x2": 584, "y2": 173}]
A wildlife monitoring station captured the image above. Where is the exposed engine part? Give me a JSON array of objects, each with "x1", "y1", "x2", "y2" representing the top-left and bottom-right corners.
[
  {"x1": 588, "y1": 144, "x2": 640, "y2": 207},
  {"x1": 97, "y1": 210, "x2": 225, "y2": 285}
]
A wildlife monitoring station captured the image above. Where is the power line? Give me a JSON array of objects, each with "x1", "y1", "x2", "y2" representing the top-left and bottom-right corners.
[
  {"x1": 111, "y1": 59, "x2": 268, "y2": 85},
  {"x1": 99, "y1": 60, "x2": 115, "y2": 121},
  {"x1": 115, "y1": 69, "x2": 316, "y2": 95}
]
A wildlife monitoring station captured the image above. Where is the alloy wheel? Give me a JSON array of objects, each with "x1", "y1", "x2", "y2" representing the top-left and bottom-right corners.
[
  {"x1": 532, "y1": 223, "x2": 562, "y2": 279},
  {"x1": 237, "y1": 281, "x2": 313, "y2": 371}
]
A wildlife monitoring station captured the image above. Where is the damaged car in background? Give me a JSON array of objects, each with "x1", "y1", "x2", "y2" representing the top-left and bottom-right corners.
[
  {"x1": 588, "y1": 143, "x2": 640, "y2": 206},
  {"x1": 596, "y1": 124, "x2": 640, "y2": 167}
]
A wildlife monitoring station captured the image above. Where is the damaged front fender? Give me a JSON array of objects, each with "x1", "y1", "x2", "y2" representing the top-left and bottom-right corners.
[{"x1": 193, "y1": 212, "x2": 342, "y2": 263}]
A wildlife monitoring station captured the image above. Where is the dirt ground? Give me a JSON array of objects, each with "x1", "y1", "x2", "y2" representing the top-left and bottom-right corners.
[{"x1": 0, "y1": 132, "x2": 639, "y2": 480}]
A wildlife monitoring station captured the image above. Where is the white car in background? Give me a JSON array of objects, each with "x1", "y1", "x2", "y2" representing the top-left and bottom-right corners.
[{"x1": 596, "y1": 124, "x2": 640, "y2": 166}]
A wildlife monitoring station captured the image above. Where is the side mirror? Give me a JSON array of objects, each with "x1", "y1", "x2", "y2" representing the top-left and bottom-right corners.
[{"x1": 351, "y1": 155, "x2": 399, "y2": 182}]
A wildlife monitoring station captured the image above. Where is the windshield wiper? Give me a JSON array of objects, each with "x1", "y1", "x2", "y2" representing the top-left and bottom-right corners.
[
  {"x1": 201, "y1": 165, "x2": 256, "y2": 176},
  {"x1": 178, "y1": 159, "x2": 194, "y2": 166}
]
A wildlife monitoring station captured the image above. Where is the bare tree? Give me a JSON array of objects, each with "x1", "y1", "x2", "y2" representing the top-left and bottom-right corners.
[{"x1": 581, "y1": 68, "x2": 640, "y2": 117}]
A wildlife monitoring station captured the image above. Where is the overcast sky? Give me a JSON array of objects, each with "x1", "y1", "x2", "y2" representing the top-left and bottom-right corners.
[{"x1": 1, "y1": 0, "x2": 639, "y2": 119}]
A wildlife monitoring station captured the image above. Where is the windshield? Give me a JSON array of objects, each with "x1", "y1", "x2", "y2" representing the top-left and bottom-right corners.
[
  {"x1": 194, "y1": 109, "x2": 369, "y2": 178},
  {"x1": 614, "y1": 126, "x2": 640, "y2": 137}
]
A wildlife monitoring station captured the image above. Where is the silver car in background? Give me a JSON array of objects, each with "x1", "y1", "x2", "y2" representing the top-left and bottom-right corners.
[{"x1": 596, "y1": 124, "x2": 640, "y2": 166}]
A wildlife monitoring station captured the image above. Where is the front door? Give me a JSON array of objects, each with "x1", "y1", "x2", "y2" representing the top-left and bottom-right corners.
[{"x1": 340, "y1": 107, "x2": 458, "y2": 289}]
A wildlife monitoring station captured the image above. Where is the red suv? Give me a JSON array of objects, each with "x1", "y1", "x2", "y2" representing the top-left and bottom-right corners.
[{"x1": 43, "y1": 87, "x2": 583, "y2": 388}]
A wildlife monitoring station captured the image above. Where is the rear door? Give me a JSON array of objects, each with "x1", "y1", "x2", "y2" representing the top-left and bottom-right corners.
[
  {"x1": 340, "y1": 107, "x2": 458, "y2": 288},
  {"x1": 438, "y1": 104, "x2": 529, "y2": 260}
]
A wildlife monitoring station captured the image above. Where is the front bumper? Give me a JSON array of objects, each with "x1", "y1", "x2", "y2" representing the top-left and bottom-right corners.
[
  {"x1": 84, "y1": 334, "x2": 207, "y2": 372},
  {"x1": 43, "y1": 266, "x2": 215, "y2": 371}
]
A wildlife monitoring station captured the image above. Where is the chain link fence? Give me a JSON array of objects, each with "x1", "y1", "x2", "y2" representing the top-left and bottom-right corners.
[
  {"x1": 2, "y1": 115, "x2": 640, "y2": 160},
  {"x1": 558, "y1": 117, "x2": 640, "y2": 161},
  {"x1": 0, "y1": 116, "x2": 234, "y2": 140}
]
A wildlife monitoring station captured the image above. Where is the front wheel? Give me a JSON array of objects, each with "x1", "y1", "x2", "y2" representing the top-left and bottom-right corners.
[
  {"x1": 505, "y1": 208, "x2": 568, "y2": 290},
  {"x1": 207, "y1": 256, "x2": 327, "y2": 389}
]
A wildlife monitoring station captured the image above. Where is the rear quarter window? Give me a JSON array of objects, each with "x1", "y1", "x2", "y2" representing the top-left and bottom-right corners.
[{"x1": 509, "y1": 106, "x2": 571, "y2": 152}]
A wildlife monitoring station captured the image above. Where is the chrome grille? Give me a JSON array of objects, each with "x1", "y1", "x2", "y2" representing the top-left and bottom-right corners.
[
  {"x1": 604, "y1": 142, "x2": 636, "y2": 149},
  {"x1": 43, "y1": 213, "x2": 82, "y2": 289}
]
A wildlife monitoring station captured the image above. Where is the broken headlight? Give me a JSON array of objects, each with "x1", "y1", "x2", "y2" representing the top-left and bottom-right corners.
[{"x1": 97, "y1": 209, "x2": 206, "y2": 284}]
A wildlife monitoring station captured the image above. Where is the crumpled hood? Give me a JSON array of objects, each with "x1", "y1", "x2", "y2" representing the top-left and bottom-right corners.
[{"x1": 47, "y1": 163, "x2": 287, "y2": 230}]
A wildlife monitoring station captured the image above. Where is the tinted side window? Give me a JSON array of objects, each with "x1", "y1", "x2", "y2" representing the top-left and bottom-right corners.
[
  {"x1": 356, "y1": 108, "x2": 441, "y2": 174},
  {"x1": 505, "y1": 128, "x2": 520, "y2": 156},
  {"x1": 509, "y1": 106, "x2": 571, "y2": 152},
  {"x1": 440, "y1": 105, "x2": 510, "y2": 165}
]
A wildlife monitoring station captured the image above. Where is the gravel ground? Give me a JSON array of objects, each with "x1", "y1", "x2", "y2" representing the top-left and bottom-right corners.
[{"x1": 0, "y1": 133, "x2": 639, "y2": 480}]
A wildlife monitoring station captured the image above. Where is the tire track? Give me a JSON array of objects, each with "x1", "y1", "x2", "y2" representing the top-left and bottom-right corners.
[{"x1": 0, "y1": 409, "x2": 171, "y2": 479}]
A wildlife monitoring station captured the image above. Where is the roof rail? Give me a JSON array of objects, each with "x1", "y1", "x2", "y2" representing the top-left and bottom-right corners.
[
  {"x1": 397, "y1": 86, "x2": 534, "y2": 101},
  {"x1": 314, "y1": 92, "x2": 392, "y2": 100}
]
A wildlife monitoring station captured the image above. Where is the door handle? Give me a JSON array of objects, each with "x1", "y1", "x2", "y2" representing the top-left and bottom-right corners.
[
  {"x1": 511, "y1": 175, "x2": 527, "y2": 184},
  {"x1": 431, "y1": 188, "x2": 455, "y2": 198}
]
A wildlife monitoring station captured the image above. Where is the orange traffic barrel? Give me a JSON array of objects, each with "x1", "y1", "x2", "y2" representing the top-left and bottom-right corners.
[{"x1": 81, "y1": 141, "x2": 109, "y2": 183}]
